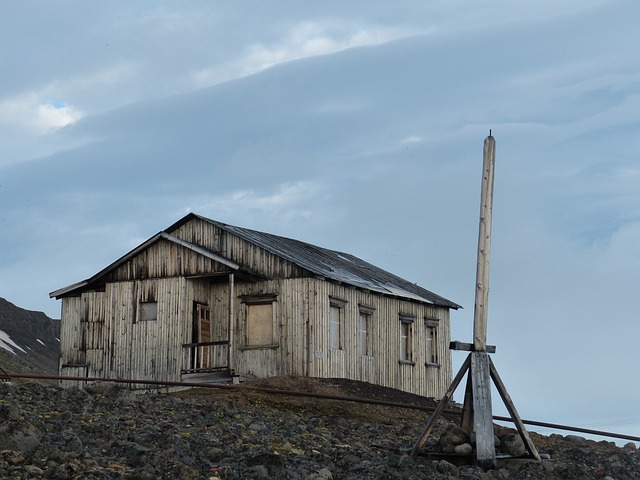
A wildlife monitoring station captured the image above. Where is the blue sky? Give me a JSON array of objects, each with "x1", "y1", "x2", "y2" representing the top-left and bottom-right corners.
[{"x1": 2, "y1": 1, "x2": 639, "y2": 441}]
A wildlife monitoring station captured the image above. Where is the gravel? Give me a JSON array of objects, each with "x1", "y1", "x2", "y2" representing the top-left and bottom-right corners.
[{"x1": 1, "y1": 378, "x2": 639, "y2": 479}]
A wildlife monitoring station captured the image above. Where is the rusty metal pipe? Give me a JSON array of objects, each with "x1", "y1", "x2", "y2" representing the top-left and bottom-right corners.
[
  {"x1": 0, "y1": 371, "x2": 459, "y2": 414},
  {"x1": 492, "y1": 415, "x2": 640, "y2": 443}
]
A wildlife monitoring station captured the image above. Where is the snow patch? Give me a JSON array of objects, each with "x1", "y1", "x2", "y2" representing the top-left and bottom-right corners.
[
  {"x1": 37, "y1": 338, "x2": 46, "y2": 346},
  {"x1": 0, "y1": 329, "x2": 27, "y2": 355}
]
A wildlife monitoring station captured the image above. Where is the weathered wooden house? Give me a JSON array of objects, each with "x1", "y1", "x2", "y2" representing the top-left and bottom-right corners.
[{"x1": 50, "y1": 213, "x2": 460, "y2": 397}]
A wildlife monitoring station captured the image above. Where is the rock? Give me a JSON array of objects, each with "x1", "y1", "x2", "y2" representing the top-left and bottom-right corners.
[
  {"x1": 458, "y1": 465, "x2": 485, "y2": 478},
  {"x1": 454, "y1": 442, "x2": 473, "y2": 454},
  {"x1": 483, "y1": 469, "x2": 506, "y2": 480},
  {"x1": 83, "y1": 381, "x2": 119, "y2": 395},
  {"x1": 65, "y1": 435, "x2": 84, "y2": 455},
  {"x1": 309, "y1": 467, "x2": 334, "y2": 479},
  {"x1": 24, "y1": 464, "x2": 45, "y2": 476},
  {"x1": 248, "y1": 421, "x2": 267, "y2": 431},
  {"x1": 1, "y1": 450, "x2": 24, "y2": 464},
  {"x1": 500, "y1": 433, "x2": 526, "y2": 456},
  {"x1": 0, "y1": 423, "x2": 42, "y2": 452},
  {"x1": 440, "y1": 425, "x2": 470, "y2": 447},
  {"x1": 435, "y1": 459, "x2": 458, "y2": 475},
  {"x1": 565, "y1": 434, "x2": 587, "y2": 443},
  {"x1": 440, "y1": 425, "x2": 471, "y2": 453},
  {"x1": 0, "y1": 402, "x2": 21, "y2": 421},
  {"x1": 623, "y1": 442, "x2": 637, "y2": 450},
  {"x1": 207, "y1": 447, "x2": 226, "y2": 461},
  {"x1": 2, "y1": 379, "x2": 640, "y2": 479},
  {"x1": 248, "y1": 464, "x2": 269, "y2": 478}
]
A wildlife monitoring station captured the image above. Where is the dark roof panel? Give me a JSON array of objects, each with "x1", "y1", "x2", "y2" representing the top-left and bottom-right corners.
[
  {"x1": 188, "y1": 214, "x2": 460, "y2": 309},
  {"x1": 52, "y1": 212, "x2": 460, "y2": 309}
]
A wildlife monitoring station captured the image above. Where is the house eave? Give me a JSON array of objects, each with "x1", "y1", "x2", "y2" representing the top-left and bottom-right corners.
[{"x1": 50, "y1": 231, "x2": 241, "y2": 299}]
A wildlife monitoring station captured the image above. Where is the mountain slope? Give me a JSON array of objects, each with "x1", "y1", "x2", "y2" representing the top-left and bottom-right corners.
[{"x1": 0, "y1": 297, "x2": 60, "y2": 374}]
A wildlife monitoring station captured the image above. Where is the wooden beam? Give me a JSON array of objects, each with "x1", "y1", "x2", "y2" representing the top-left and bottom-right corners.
[
  {"x1": 450, "y1": 341, "x2": 496, "y2": 353},
  {"x1": 411, "y1": 353, "x2": 472, "y2": 456},
  {"x1": 228, "y1": 273, "x2": 235, "y2": 374},
  {"x1": 473, "y1": 134, "x2": 496, "y2": 352},
  {"x1": 471, "y1": 352, "x2": 496, "y2": 469},
  {"x1": 460, "y1": 368, "x2": 474, "y2": 433}
]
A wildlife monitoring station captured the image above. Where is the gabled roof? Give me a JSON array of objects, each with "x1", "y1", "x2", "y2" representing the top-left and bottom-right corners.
[
  {"x1": 50, "y1": 231, "x2": 243, "y2": 299},
  {"x1": 168, "y1": 213, "x2": 461, "y2": 309},
  {"x1": 51, "y1": 213, "x2": 460, "y2": 309}
]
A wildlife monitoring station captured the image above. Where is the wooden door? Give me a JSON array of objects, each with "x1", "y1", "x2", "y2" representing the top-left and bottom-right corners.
[{"x1": 195, "y1": 303, "x2": 211, "y2": 369}]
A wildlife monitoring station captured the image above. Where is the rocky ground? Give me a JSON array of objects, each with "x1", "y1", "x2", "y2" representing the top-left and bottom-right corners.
[{"x1": 1, "y1": 376, "x2": 639, "y2": 479}]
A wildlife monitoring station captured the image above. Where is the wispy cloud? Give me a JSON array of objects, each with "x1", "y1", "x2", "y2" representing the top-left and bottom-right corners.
[
  {"x1": 192, "y1": 21, "x2": 413, "y2": 87},
  {"x1": 184, "y1": 181, "x2": 325, "y2": 224},
  {"x1": 0, "y1": 94, "x2": 82, "y2": 133}
]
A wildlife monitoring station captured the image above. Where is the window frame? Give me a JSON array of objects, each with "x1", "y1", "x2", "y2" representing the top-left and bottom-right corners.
[
  {"x1": 398, "y1": 313, "x2": 415, "y2": 365},
  {"x1": 329, "y1": 297, "x2": 347, "y2": 351},
  {"x1": 424, "y1": 317, "x2": 441, "y2": 367},
  {"x1": 357, "y1": 304, "x2": 375, "y2": 357},
  {"x1": 138, "y1": 301, "x2": 158, "y2": 322},
  {"x1": 241, "y1": 294, "x2": 279, "y2": 350}
]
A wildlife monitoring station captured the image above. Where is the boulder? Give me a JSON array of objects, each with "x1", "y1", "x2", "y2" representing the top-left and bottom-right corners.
[
  {"x1": 440, "y1": 425, "x2": 470, "y2": 453},
  {"x1": 500, "y1": 433, "x2": 526, "y2": 456},
  {"x1": 454, "y1": 443, "x2": 473, "y2": 454}
]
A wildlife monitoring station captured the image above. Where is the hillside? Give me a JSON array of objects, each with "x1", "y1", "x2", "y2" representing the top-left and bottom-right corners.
[
  {"x1": 0, "y1": 376, "x2": 638, "y2": 479},
  {"x1": 0, "y1": 297, "x2": 60, "y2": 375}
]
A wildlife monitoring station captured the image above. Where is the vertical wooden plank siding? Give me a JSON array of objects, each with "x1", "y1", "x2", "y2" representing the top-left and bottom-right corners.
[
  {"x1": 58, "y1": 216, "x2": 454, "y2": 399},
  {"x1": 170, "y1": 219, "x2": 307, "y2": 279},
  {"x1": 229, "y1": 275, "x2": 452, "y2": 398},
  {"x1": 301, "y1": 278, "x2": 452, "y2": 398},
  {"x1": 59, "y1": 277, "x2": 193, "y2": 387}
]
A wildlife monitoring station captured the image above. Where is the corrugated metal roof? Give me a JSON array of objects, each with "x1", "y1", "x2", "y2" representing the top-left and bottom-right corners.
[
  {"x1": 186, "y1": 214, "x2": 461, "y2": 309},
  {"x1": 51, "y1": 213, "x2": 460, "y2": 309}
]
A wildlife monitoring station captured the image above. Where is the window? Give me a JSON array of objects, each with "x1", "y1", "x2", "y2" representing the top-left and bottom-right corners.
[
  {"x1": 139, "y1": 302, "x2": 158, "y2": 322},
  {"x1": 240, "y1": 294, "x2": 278, "y2": 350},
  {"x1": 329, "y1": 298, "x2": 346, "y2": 350},
  {"x1": 425, "y1": 318, "x2": 440, "y2": 366},
  {"x1": 399, "y1": 314, "x2": 415, "y2": 363},
  {"x1": 357, "y1": 305, "x2": 374, "y2": 356},
  {"x1": 246, "y1": 302, "x2": 274, "y2": 346}
]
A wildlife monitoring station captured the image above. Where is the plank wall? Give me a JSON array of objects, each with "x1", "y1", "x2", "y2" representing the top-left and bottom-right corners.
[
  {"x1": 170, "y1": 218, "x2": 308, "y2": 278},
  {"x1": 304, "y1": 279, "x2": 453, "y2": 398},
  {"x1": 58, "y1": 215, "x2": 454, "y2": 398}
]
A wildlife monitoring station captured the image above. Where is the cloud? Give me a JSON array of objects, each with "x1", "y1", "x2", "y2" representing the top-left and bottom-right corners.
[
  {"x1": 181, "y1": 181, "x2": 329, "y2": 229},
  {"x1": 0, "y1": 94, "x2": 82, "y2": 133},
  {"x1": 398, "y1": 135, "x2": 423, "y2": 145},
  {"x1": 192, "y1": 20, "x2": 413, "y2": 87},
  {"x1": 2, "y1": 0, "x2": 640, "y2": 440}
]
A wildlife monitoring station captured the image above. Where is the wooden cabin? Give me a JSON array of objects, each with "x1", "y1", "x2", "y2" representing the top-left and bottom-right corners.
[{"x1": 50, "y1": 213, "x2": 460, "y2": 397}]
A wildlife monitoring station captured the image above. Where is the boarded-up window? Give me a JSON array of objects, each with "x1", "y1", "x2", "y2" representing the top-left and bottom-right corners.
[
  {"x1": 329, "y1": 298, "x2": 346, "y2": 350},
  {"x1": 425, "y1": 318, "x2": 440, "y2": 365},
  {"x1": 399, "y1": 314, "x2": 414, "y2": 362},
  {"x1": 139, "y1": 302, "x2": 158, "y2": 322},
  {"x1": 246, "y1": 303, "x2": 274, "y2": 346}
]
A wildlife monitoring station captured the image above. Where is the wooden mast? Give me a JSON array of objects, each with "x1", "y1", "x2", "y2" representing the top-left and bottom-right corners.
[
  {"x1": 473, "y1": 134, "x2": 496, "y2": 352},
  {"x1": 468, "y1": 132, "x2": 497, "y2": 468},
  {"x1": 411, "y1": 133, "x2": 541, "y2": 467}
]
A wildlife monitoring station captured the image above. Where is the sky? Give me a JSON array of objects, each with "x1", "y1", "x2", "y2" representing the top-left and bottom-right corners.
[{"x1": 1, "y1": 1, "x2": 639, "y2": 443}]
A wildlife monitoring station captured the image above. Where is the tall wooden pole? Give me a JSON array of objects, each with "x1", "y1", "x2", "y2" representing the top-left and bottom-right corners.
[
  {"x1": 473, "y1": 133, "x2": 496, "y2": 352},
  {"x1": 470, "y1": 133, "x2": 497, "y2": 469},
  {"x1": 412, "y1": 134, "x2": 540, "y2": 467}
]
